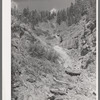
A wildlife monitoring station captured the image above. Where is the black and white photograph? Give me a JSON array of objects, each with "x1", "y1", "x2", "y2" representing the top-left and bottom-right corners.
[{"x1": 11, "y1": 0, "x2": 97, "y2": 100}]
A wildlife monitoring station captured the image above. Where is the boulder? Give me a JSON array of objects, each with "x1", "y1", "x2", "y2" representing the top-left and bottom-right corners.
[
  {"x1": 27, "y1": 95, "x2": 33, "y2": 100},
  {"x1": 47, "y1": 95, "x2": 55, "y2": 100},
  {"x1": 50, "y1": 88, "x2": 67, "y2": 95},
  {"x1": 26, "y1": 78, "x2": 36, "y2": 83},
  {"x1": 65, "y1": 68, "x2": 81, "y2": 76},
  {"x1": 67, "y1": 38, "x2": 79, "y2": 50}
]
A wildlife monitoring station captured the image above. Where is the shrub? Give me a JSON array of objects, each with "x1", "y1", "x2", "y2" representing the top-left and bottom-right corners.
[{"x1": 29, "y1": 42, "x2": 59, "y2": 63}]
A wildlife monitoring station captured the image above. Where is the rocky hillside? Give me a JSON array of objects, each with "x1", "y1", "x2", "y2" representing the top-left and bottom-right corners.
[
  {"x1": 11, "y1": 0, "x2": 96, "y2": 99},
  {"x1": 11, "y1": 13, "x2": 96, "y2": 100},
  {"x1": 11, "y1": 16, "x2": 64, "y2": 100}
]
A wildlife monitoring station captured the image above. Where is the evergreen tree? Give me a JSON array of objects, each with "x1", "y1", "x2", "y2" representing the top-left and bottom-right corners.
[
  {"x1": 23, "y1": 7, "x2": 30, "y2": 18},
  {"x1": 56, "y1": 11, "x2": 61, "y2": 25}
]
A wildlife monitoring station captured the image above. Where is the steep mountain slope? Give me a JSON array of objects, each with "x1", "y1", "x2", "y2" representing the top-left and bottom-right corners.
[{"x1": 11, "y1": 11, "x2": 96, "y2": 100}]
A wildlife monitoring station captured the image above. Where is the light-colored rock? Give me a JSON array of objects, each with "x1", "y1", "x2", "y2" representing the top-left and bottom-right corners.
[{"x1": 27, "y1": 95, "x2": 33, "y2": 100}]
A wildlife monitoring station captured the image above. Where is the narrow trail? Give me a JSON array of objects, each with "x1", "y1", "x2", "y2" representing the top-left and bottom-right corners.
[{"x1": 53, "y1": 45, "x2": 74, "y2": 68}]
